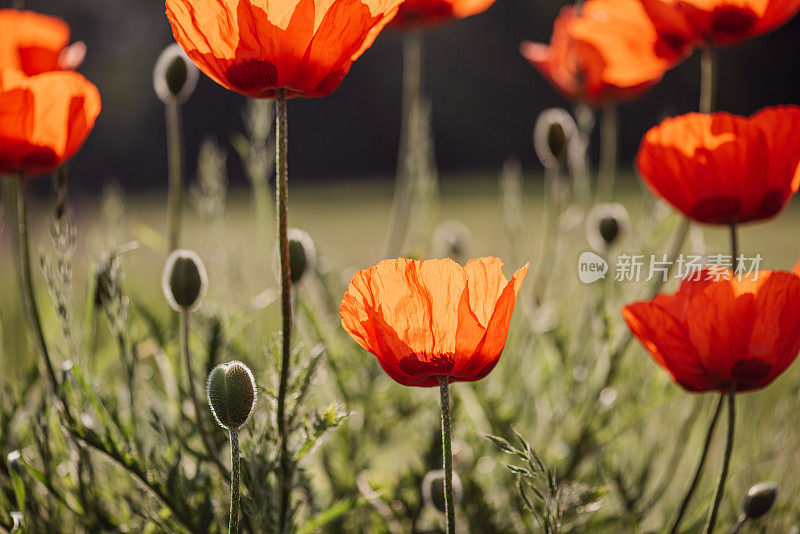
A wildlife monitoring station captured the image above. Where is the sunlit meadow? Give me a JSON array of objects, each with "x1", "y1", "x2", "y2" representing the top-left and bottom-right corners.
[{"x1": 2, "y1": 1, "x2": 800, "y2": 533}]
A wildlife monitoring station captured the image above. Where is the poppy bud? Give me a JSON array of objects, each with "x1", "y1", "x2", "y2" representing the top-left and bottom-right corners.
[
  {"x1": 433, "y1": 220, "x2": 474, "y2": 264},
  {"x1": 162, "y1": 249, "x2": 207, "y2": 311},
  {"x1": 206, "y1": 361, "x2": 257, "y2": 430},
  {"x1": 534, "y1": 108, "x2": 577, "y2": 169},
  {"x1": 585, "y1": 203, "x2": 630, "y2": 252},
  {"x1": 153, "y1": 43, "x2": 199, "y2": 104},
  {"x1": 742, "y1": 481, "x2": 778, "y2": 520},
  {"x1": 6, "y1": 451, "x2": 22, "y2": 473},
  {"x1": 273, "y1": 228, "x2": 317, "y2": 284},
  {"x1": 421, "y1": 469, "x2": 463, "y2": 513},
  {"x1": 94, "y1": 261, "x2": 114, "y2": 307}
]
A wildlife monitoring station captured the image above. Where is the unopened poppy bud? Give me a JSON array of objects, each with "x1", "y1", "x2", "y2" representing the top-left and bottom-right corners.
[
  {"x1": 273, "y1": 228, "x2": 317, "y2": 284},
  {"x1": 433, "y1": 220, "x2": 474, "y2": 264},
  {"x1": 162, "y1": 249, "x2": 207, "y2": 311},
  {"x1": 585, "y1": 203, "x2": 630, "y2": 252},
  {"x1": 742, "y1": 482, "x2": 778, "y2": 520},
  {"x1": 534, "y1": 108, "x2": 577, "y2": 169},
  {"x1": 421, "y1": 469, "x2": 463, "y2": 513},
  {"x1": 207, "y1": 361, "x2": 257, "y2": 430},
  {"x1": 153, "y1": 43, "x2": 199, "y2": 104},
  {"x1": 6, "y1": 451, "x2": 22, "y2": 473}
]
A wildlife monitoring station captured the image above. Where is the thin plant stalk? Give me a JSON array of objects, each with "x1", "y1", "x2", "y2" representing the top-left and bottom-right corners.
[
  {"x1": 438, "y1": 376, "x2": 456, "y2": 533},
  {"x1": 382, "y1": 30, "x2": 422, "y2": 258},
  {"x1": 165, "y1": 100, "x2": 185, "y2": 252},
  {"x1": 700, "y1": 46, "x2": 716, "y2": 114},
  {"x1": 730, "y1": 224, "x2": 739, "y2": 273},
  {"x1": 229, "y1": 428, "x2": 241, "y2": 534},
  {"x1": 596, "y1": 104, "x2": 618, "y2": 202},
  {"x1": 704, "y1": 384, "x2": 736, "y2": 534},
  {"x1": 669, "y1": 395, "x2": 724, "y2": 533},
  {"x1": 180, "y1": 308, "x2": 227, "y2": 475},
  {"x1": 13, "y1": 175, "x2": 73, "y2": 422},
  {"x1": 274, "y1": 88, "x2": 293, "y2": 533}
]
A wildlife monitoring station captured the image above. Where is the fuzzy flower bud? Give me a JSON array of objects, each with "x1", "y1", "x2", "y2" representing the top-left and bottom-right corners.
[
  {"x1": 742, "y1": 482, "x2": 778, "y2": 520},
  {"x1": 206, "y1": 361, "x2": 257, "y2": 430},
  {"x1": 433, "y1": 220, "x2": 474, "y2": 264},
  {"x1": 153, "y1": 43, "x2": 199, "y2": 104},
  {"x1": 585, "y1": 203, "x2": 631, "y2": 252},
  {"x1": 162, "y1": 249, "x2": 207, "y2": 311},
  {"x1": 273, "y1": 228, "x2": 317, "y2": 284},
  {"x1": 534, "y1": 108, "x2": 577, "y2": 169}
]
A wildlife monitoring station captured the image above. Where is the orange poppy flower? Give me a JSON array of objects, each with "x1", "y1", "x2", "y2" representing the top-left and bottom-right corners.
[
  {"x1": 389, "y1": 0, "x2": 495, "y2": 30},
  {"x1": 165, "y1": 0, "x2": 403, "y2": 99},
  {"x1": 340, "y1": 257, "x2": 528, "y2": 387},
  {"x1": 0, "y1": 9, "x2": 86, "y2": 75},
  {"x1": 623, "y1": 269, "x2": 800, "y2": 393},
  {"x1": 636, "y1": 106, "x2": 800, "y2": 224},
  {"x1": 641, "y1": 0, "x2": 800, "y2": 47},
  {"x1": 520, "y1": 0, "x2": 686, "y2": 105},
  {"x1": 0, "y1": 69, "x2": 101, "y2": 177}
]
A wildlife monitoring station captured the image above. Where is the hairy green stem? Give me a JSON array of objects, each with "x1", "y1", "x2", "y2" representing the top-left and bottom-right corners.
[
  {"x1": 382, "y1": 30, "x2": 422, "y2": 258},
  {"x1": 669, "y1": 395, "x2": 724, "y2": 533},
  {"x1": 229, "y1": 428, "x2": 241, "y2": 534},
  {"x1": 14, "y1": 176, "x2": 73, "y2": 422},
  {"x1": 704, "y1": 384, "x2": 736, "y2": 534},
  {"x1": 165, "y1": 100, "x2": 184, "y2": 252},
  {"x1": 596, "y1": 104, "x2": 618, "y2": 202},
  {"x1": 700, "y1": 46, "x2": 716, "y2": 114},
  {"x1": 438, "y1": 376, "x2": 456, "y2": 533},
  {"x1": 180, "y1": 309, "x2": 227, "y2": 475},
  {"x1": 730, "y1": 224, "x2": 738, "y2": 273},
  {"x1": 274, "y1": 89, "x2": 293, "y2": 533}
]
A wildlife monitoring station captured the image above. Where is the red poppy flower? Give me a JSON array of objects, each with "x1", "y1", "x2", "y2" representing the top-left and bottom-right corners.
[
  {"x1": 0, "y1": 69, "x2": 101, "y2": 177},
  {"x1": 0, "y1": 9, "x2": 86, "y2": 75},
  {"x1": 165, "y1": 0, "x2": 403, "y2": 99},
  {"x1": 389, "y1": 0, "x2": 495, "y2": 30},
  {"x1": 636, "y1": 106, "x2": 800, "y2": 224},
  {"x1": 641, "y1": 0, "x2": 800, "y2": 47},
  {"x1": 623, "y1": 269, "x2": 800, "y2": 393},
  {"x1": 340, "y1": 257, "x2": 528, "y2": 387},
  {"x1": 520, "y1": 0, "x2": 686, "y2": 105}
]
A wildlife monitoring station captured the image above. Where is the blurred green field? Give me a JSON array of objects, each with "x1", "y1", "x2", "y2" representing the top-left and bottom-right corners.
[{"x1": 2, "y1": 172, "x2": 800, "y2": 532}]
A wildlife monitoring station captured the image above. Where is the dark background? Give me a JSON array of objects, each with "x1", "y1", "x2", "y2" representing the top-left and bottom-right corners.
[{"x1": 19, "y1": 0, "x2": 800, "y2": 192}]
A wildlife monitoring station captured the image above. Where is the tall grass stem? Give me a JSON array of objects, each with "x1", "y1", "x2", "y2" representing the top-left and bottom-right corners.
[{"x1": 14, "y1": 176, "x2": 72, "y2": 422}]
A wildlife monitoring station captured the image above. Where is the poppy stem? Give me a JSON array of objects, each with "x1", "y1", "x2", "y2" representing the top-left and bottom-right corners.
[
  {"x1": 180, "y1": 308, "x2": 227, "y2": 476},
  {"x1": 669, "y1": 394, "x2": 724, "y2": 534},
  {"x1": 382, "y1": 30, "x2": 423, "y2": 258},
  {"x1": 596, "y1": 103, "x2": 618, "y2": 202},
  {"x1": 165, "y1": 99, "x2": 184, "y2": 252},
  {"x1": 729, "y1": 223, "x2": 738, "y2": 273},
  {"x1": 229, "y1": 427, "x2": 241, "y2": 534},
  {"x1": 703, "y1": 384, "x2": 736, "y2": 534},
  {"x1": 438, "y1": 376, "x2": 456, "y2": 533},
  {"x1": 700, "y1": 46, "x2": 716, "y2": 114},
  {"x1": 13, "y1": 175, "x2": 73, "y2": 423},
  {"x1": 274, "y1": 88, "x2": 294, "y2": 533}
]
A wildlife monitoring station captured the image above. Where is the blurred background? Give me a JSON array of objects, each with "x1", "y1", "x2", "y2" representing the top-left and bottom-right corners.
[{"x1": 19, "y1": 0, "x2": 800, "y2": 193}]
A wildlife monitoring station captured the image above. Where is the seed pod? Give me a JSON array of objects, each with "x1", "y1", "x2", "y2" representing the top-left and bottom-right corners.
[
  {"x1": 162, "y1": 249, "x2": 207, "y2": 311},
  {"x1": 433, "y1": 220, "x2": 474, "y2": 264},
  {"x1": 742, "y1": 481, "x2": 778, "y2": 521},
  {"x1": 207, "y1": 361, "x2": 257, "y2": 430},
  {"x1": 534, "y1": 108, "x2": 577, "y2": 169},
  {"x1": 273, "y1": 228, "x2": 317, "y2": 284},
  {"x1": 153, "y1": 43, "x2": 199, "y2": 104},
  {"x1": 585, "y1": 203, "x2": 631, "y2": 252},
  {"x1": 421, "y1": 469, "x2": 463, "y2": 513}
]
